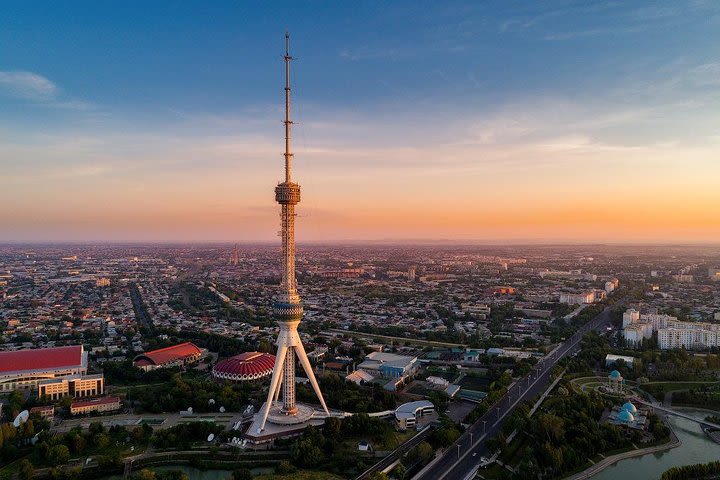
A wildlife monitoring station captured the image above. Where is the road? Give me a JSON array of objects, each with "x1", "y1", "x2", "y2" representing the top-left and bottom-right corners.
[
  {"x1": 129, "y1": 282, "x2": 155, "y2": 334},
  {"x1": 356, "y1": 424, "x2": 435, "y2": 480},
  {"x1": 52, "y1": 411, "x2": 245, "y2": 433},
  {"x1": 414, "y1": 307, "x2": 613, "y2": 480}
]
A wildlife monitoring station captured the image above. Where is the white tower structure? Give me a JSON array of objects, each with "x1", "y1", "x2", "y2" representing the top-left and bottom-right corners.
[{"x1": 258, "y1": 33, "x2": 329, "y2": 432}]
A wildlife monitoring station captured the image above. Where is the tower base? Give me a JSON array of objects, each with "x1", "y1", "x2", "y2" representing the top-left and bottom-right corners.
[
  {"x1": 267, "y1": 401, "x2": 314, "y2": 425},
  {"x1": 243, "y1": 402, "x2": 326, "y2": 445}
]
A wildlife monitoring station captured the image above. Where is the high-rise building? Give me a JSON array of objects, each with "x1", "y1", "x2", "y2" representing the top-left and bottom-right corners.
[
  {"x1": 231, "y1": 243, "x2": 240, "y2": 266},
  {"x1": 256, "y1": 33, "x2": 329, "y2": 434},
  {"x1": 709, "y1": 267, "x2": 720, "y2": 282},
  {"x1": 408, "y1": 266, "x2": 416, "y2": 282},
  {"x1": 622, "y1": 308, "x2": 720, "y2": 350}
]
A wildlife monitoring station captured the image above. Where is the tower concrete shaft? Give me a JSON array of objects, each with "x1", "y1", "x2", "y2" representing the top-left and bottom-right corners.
[{"x1": 258, "y1": 32, "x2": 329, "y2": 432}]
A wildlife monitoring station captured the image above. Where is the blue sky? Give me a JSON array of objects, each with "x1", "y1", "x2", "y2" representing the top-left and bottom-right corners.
[{"x1": 1, "y1": 1, "x2": 720, "y2": 242}]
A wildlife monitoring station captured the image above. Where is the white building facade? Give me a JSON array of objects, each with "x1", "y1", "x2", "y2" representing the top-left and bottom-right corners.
[{"x1": 622, "y1": 308, "x2": 720, "y2": 350}]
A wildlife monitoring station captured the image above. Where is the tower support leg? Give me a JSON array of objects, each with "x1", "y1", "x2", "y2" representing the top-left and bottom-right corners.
[
  {"x1": 295, "y1": 341, "x2": 329, "y2": 415},
  {"x1": 259, "y1": 343, "x2": 287, "y2": 432}
]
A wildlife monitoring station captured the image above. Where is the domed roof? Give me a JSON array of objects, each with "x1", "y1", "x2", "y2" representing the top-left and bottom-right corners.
[
  {"x1": 617, "y1": 409, "x2": 635, "y2": 423},
  {"x1": 622, "y1": 402, "x2": 637, "y2": 414},
  {"x1": 212, "y1": 352, "x2": 275, "y2": 381},
  {"x1": 609, "y1": 370, "x2": 622, "y2": 379}
]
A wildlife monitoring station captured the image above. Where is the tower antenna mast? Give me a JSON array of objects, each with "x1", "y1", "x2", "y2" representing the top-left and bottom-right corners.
[{"x1": 284, "y1": 31, "x2": 293, "y2": 183}]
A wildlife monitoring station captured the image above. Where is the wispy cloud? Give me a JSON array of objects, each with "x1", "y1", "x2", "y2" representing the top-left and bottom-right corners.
[
  {"x1": 339, "y1": 47, "x2": 407, "y2": 62},
  {"x1": 543, "y1": 25, "x2": 646, "y2": 41},
  {"x1": 0, "y1": 69, "x2": 95, "y2": 111},
  {"x1": 0, "y1": 70, "x2": 57, "y2": 100},
  {"x1": 690, "y1": 62, "x2": 720, "y2": 86}
]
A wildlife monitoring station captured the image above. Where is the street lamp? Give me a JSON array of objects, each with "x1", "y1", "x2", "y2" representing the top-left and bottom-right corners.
[
  {"x1": 457, "y1": 443, "x2": 461, "y2": 459},
  {"x1": 469, "y1": 432, "x2": 474, "y2": 446},
  {"x1": 483, "y1": 420, "x2": 487, "y2": 434}
]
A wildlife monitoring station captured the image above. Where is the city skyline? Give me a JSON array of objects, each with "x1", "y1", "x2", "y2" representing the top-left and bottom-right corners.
[{"x1": 2, "y1": 1, "x2": 720, "y2": 243}]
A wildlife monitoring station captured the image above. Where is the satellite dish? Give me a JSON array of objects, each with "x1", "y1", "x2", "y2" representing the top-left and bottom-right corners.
[
  {"x1": 207, "y1": 433, "x2": 215, "y2": 442},
  {"x1": 219, "y1": 406, "x2": 226, "y2": 413},
  {"x1": 187, "y1": 407, "x2": 193, "y2": 414},
  {"x1": 208, "y1": 399, "x2": 215, "y2": 405},
  {"x1": 13, "y1": 410, "x2": 29, "y2": 428}
]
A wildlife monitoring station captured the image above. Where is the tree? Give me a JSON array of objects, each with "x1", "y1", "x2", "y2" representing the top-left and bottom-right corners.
[
  {"x1": 393, "y1": 463, "x2": 407, "y2": 480},
  {"x1": 231, "y1": 469, "x2": 252, "y2": 480},
  {"x1": 48, "y1": 444, "x2": 70, "y2": 466},
  {"x1": 18, "y1": 459, "x2": 34, "y2": 480},
  {"x1": 67, "y1": 432, "x2": 86, "y2": 454},
  {"x1": 135, "y1": 469, "x2": 156, "y2": 480},
  {"x1": 275, "y1": 461, "x2": 297, "y2": 474},
  {"x1": 368, "y1": 473, "x2": 389, "y2": 480},
  {"x1": 323, "y1": 416, "x2": 341, "y2": 439},
  {"x1": 290, "y1": 438, "x2": 324, "y2": 468},
  {"x1": 94, "y1": 433, "x2": 110, "y2": 449},
  {"x1": 536, "y1": 413, "x2": 565, "y2": 443},
  {"x1": 413, "y1": 441, "x2": 434, "y2": 464},
  {"x1": 89, "y1": 421, "x2": 104, "y2": 436}
]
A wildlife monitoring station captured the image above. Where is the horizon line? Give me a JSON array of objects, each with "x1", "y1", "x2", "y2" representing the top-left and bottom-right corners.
[{"x1": 2, "y1": 239, "x2": 720, "y2": 248}]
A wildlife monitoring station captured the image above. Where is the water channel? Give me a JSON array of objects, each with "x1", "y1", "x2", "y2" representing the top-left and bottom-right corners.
[
  {"x1": 591, "y1": 408, "x2": 720, "y2": 480},
  {"x1": 104, "y1": 465, "x2": 273, "y2": 480}
]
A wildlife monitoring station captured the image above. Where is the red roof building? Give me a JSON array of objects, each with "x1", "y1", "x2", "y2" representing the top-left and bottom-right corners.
[
  {"x1": 70, "y1": 396, "x2": 121, "y2": 415},
  {"x1": 30, "y1": 405, "x2": 55, "y2": 419},
  {"x1": 212, "y1": 352, "x2": 276, "y2": 382},
  {"x1": 133, "y1": 342, "x2": 202, "y2": 371},
  {"x1": 0, "y1": 345, "x2": 87, "y2": 393}
]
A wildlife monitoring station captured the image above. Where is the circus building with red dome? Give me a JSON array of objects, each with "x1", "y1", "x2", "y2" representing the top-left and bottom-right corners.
[
  {"x1": 133, "y1": 342, "x2": 203, "y2": 372},
  {"x1": 212, "y1": 352, "x2": 276, "y2": 382}
]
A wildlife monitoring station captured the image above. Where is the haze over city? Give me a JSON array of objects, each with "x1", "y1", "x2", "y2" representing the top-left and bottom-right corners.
[{"x1": 2, "y1": 1, "x2": 719, "y2": 243}]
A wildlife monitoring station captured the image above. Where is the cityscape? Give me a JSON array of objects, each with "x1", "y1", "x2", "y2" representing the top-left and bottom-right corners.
[{"x1": 2, "y1": 2, "x2": 720, "y2": 480}]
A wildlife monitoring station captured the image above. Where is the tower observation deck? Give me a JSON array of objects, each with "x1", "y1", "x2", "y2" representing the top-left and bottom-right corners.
[{"x1": 257, "y1": 33, "x2": 329, "y2": 432}]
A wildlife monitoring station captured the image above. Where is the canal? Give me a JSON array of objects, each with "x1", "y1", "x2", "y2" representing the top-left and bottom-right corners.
[
  {"x1": 104, "y1": 465, "x2": 274, "y2": 480},
  {"x1": 592, "y1": 409, "x2": 720, "y2": 480}
]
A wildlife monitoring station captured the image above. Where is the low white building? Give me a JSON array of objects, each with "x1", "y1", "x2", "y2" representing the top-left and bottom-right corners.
[
  {"x1": 426, "y1": 376, "x2": 450, "y2": 388},
  {"x1": 394, "y1": 400, "x2": 435, "y2": 430},
  {"x1": 560, "y1": 291, "x2": 595, "y2": 305},
  {"x1": 622, "y1": 308, "x2": 640, "y2": 328},
  {"x1": 623, "y1": 323, "x2": 652, "y2": 345},
  {"x1": 658, "y1": 328, "x2": 720, "y2": 350}
]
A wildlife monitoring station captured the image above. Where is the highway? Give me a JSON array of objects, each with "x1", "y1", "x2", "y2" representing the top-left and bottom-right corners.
[
  {"x1": 414, "y1": 307, "x2": 613, "y2": 480},
  {"x1": 356, "y1": 424, "x2": 435, "y2": 480}
]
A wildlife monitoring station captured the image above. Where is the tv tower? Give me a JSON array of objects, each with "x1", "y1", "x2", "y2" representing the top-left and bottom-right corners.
[
  {"x1": 258, "y1": 33, "x2": 329, "y2": 432},
  {"x1": 230, "y1": 243, "x2": 239, "y2": 266}
]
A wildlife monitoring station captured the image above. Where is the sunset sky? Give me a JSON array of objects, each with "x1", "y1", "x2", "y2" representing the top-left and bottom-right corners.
[{"x1": 2, "y1": 1, "x2": 719, "y2": 243}]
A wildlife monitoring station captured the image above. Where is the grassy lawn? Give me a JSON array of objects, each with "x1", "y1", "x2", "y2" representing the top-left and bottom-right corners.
[
  {"x1": 111, "y1": 380, "x2": 174, "y2": 393},
  {"x1": 572, "y1": 376, "x2": 605, "y2": 386},
  {"x1": 256, "y1": 471, "x2": 345, "y2": 480},
  {"x1": 459, "y1": 376, "x2": 491, "y2": 391},
  {"x1": 644, "y1": 381, "x2": 720, "y2": 390},
  {"x1": 408, "y1": 383, "x2": 431, "y2": 396},
  {"x1": 0, "y1": 456, "x2": 29, "y2": 480}
]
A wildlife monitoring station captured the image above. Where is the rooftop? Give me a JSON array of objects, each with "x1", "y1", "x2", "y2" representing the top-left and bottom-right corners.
[
  {"x1": 0, "y1": 345, "x2": 86, "y2": 375},
  {"x1": 133, "y1": 342, "x2": 201, "y2": 366}
]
